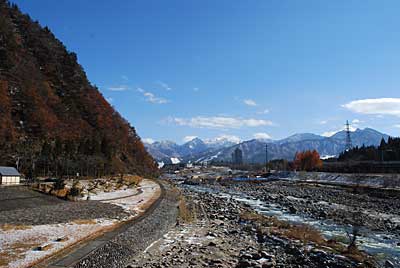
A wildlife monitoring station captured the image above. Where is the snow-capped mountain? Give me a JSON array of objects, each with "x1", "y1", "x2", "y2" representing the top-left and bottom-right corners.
[
  {"x1": 276, "y1": 133, "x2": 325, "y2": 144},
  {"x1": 204, "y1": 135, "x2": 240, "y2": 149},
  {"x1": 144, "y1": 128, "x2": 389, "y2": 164}
]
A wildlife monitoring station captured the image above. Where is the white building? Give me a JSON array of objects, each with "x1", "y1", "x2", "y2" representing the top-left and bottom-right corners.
[{"x1": 0, "y1": 166, "x2": 21, "y2": 185}]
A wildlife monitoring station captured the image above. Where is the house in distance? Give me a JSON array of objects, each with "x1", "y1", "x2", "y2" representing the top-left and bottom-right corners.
[{"x1": 0, "y1": 166, "x2": 21, "y2": 185}]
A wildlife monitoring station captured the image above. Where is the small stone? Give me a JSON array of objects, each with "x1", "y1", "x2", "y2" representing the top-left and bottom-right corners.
[
  {"x1": 289, "y1": 206, "x2": 297, "y2": 214},
  {"x1": 208, "y1": 241, "x2": 217, "y2": 247}
]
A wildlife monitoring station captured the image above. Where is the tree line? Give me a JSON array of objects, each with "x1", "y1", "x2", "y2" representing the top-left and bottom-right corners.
[{"x1": 339, "y1": 137, "x2": 400, "y2": 162}]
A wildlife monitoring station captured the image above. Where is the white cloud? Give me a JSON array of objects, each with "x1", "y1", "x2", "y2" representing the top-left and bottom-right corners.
[
  {"x1": 352, "y1": 119, "x2": 361, "y2": 124},
  {"x1": 156, "y1": 81, "x2": 172, "y2": 91},
  {"x1": 183, "y1": 136, "x2": 198, "y2": 143},
  {"x1": 243, "y1": 99, "x2": 257, "y2": 106},
  {"x1": 319, "y1": 120, "x2": 328, "y2": 125},
  {"x1": 142, "y1": 138, "x2": 155, "y2": 144},
  {"x1": 137, "y1": 88, "x2": 169, "y2": 104},
  {"x1": 109, "y1": 85, "x2": 130, "y2": 91},
  {"x1": 343, "y1": 98, "x2": 400, "y2": 117},
  {"x1": 166, "y1": 116, "x2": 272, "y2": 129},
  {"x1": 394, "y1": 124, "x2": 400, "y2": 128},
  {"x1": 257, "y1": 109, "x2": 269, "y2": 114},
  {"x1": 193, "y1": 87, "x2": 200, "y2": 92},
  {"x1": 253, "y1": 132, "x2": 272, "y2": 140},
  {"x1": 121, "y1": 75, "x2": 129, "y2": 81},
  {"x1": 206, "y1": 134, "x2": 241, "y2": 144}
]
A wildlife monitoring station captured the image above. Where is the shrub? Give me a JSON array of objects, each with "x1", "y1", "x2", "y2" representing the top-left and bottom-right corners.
[
  {"x1": 53, "y1": 178, "x2": 65, "y2": 190},
  {"x1": 294, "y1": 150, "x2": 323, "y2": 171}
]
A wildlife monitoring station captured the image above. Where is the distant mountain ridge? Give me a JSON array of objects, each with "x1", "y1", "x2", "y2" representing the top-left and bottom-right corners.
[{"x1": 145, "y1": 128, "x2": 389, "y2": 164}]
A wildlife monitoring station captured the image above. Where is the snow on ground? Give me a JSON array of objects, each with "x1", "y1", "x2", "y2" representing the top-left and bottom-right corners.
[
  {"x1": 152, "y1": 221, "x2": 211, "y2": 253},
  {"x1": 0, "y1": 179, "x2": 160, "y2": 268},
  {"x1": 97, "y1": 179, "x2": 160, "y2": 215},
  {"x1": 0, "y1": 219, "x2": 116, "y2": 268},
  {"x1": 89, "y1": 188, "x2": 138, "y2": 201}
]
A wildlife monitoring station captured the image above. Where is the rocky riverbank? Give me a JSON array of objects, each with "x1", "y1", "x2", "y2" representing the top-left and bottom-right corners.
[
  {"x1": 128, "y1": 185, "x2": 376, "y2": 268},
  {"x1": 221, "y1": 180, "x2": 400, "y2": 237}
]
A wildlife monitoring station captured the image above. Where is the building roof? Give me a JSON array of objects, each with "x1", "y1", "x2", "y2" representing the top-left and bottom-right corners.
[{"x1": 0, "y1": 166, "x2": 20, "y2": 176}]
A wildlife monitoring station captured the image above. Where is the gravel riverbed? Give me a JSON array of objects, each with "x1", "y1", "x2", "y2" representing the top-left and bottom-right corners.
[
  {"x1": 127, "y1": 184, "x2": 375, "y2": 268},
  {"x1": 221, "y1": 180, "x2": 400, "y2": 236}
]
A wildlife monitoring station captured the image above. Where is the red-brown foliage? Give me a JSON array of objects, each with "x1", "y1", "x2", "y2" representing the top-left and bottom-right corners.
[
  {"x1": 0, "y1": 1, "x2": 158, "y2": 177},
  {"x1": 294, "y1": 150, "x2": 323, "y2": 171}
]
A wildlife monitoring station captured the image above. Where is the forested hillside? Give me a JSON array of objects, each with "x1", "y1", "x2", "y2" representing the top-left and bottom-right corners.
[
  {"x1": 0, "y1": 0, "x2": 158, "y2": 178},
  {"x1": 339, "y1": 137, "x2": 400, "y2": 162}
]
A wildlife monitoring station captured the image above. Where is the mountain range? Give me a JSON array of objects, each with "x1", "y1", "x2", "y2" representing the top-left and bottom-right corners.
[{"x1": 144, "y1": 128, "x2": 389, "y2": 165}]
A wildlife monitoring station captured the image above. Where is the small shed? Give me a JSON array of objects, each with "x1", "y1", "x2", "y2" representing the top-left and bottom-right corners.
[{"x1": 0, "y1": 166, "x2": 21, "y2": 185}]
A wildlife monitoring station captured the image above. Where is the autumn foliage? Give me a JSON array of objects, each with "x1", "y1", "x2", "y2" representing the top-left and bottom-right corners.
[
  {"x1": 0, "y1": 1, "x2": 158, "y2": 178},
  {"x1": 294, "y1": 150, "x2": 323, "y2": 171}
]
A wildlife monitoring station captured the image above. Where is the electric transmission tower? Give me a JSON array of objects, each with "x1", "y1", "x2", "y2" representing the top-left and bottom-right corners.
[
  {"x1": 345, "y1": 120, "x2": 353, "y2": 151},
  {"x1": 265, "y1": 143, "x2": 268, "y2": 171}
]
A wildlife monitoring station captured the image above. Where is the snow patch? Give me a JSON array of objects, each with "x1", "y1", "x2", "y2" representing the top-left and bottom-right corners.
[{"x1": 170, "y1": 157, "x2": 181, "y2": 164}]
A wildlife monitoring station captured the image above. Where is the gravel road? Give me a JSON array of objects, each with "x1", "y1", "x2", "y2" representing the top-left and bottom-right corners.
[{"x1": 72, "y1": 181, "x2": 179, "y2": 268}]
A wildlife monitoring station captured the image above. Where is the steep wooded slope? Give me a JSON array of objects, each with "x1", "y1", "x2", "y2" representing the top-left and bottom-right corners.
[{"x1": 0, "y1": 1, "x2": 158, "y2": 177}]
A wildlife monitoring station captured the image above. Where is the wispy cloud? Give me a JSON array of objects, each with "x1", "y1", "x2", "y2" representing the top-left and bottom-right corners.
[
  {"x1": 243, "y1": 99, "x2": 257, "y2": 106},
  {"x1": 207, "y1": 134, "x2": 241, "y2": 144},
  {"x1": 156, "y1": 81, "x2": 172, "y2": 91},
  {"x1": 343, "y1": 98, "x2": 400, "y2": 117},
  {"x1": 257, "y1": 109, "x2": 270, "y2": 115},
  {"x1": 166, "y1": 116, "x2": 272, "y2": 129},
  {"x1": 109, "y1": 85, "x2": 130, "y2": 91},
  {"x1": 253, "y1": 132, "x2": 272, "y2": 140},
  {"x1": 193, "y1": 87, "x2": 200, "y2": 92},
  {"x1": 121, "y1": 75, "x2": 129, "y2": 82},
  {"x1": 137, "y1": 88, "x2": 169, "y2": 104},
  {"x1": 394, "y1": 124, "x2": 400, "y2": 128},
  {"x1": 319, "y1": 120, "x2": 328, "y2": 125}
]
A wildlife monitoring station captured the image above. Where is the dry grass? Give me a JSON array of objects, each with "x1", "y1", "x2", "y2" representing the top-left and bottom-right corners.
[
  {"x1": 179, "y1": 196, "x2": 195, "y2": 223},
  {"x1": 0, "y1": 240, "x2": 40, "y2": 267},
  {"x1": 283, "y1": 224, "x2": 326, "y2": 245},
  {"x1": 71, "y1": 219, "x2": 97, "y2": 225},
  {"x1": 121, "y1": 175, "x2": 143, "y2": 186},
  {"x1": 240, "y1": 211, "x2": 290, "y2": 229},
  {"x1": 0, "y1": 224, "x2": 32, "y2": 232},
  {"x1": 239, "y1": 210, "x2": 376, "y2": 265},
  {"x1": 241, "y1": 211, "x2": 324, "y2": 245}
]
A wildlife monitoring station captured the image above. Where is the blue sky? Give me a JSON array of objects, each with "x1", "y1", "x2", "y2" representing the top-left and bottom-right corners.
[{"x1": 12, "y1": 0, "x2": 400, "y2": 144}]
